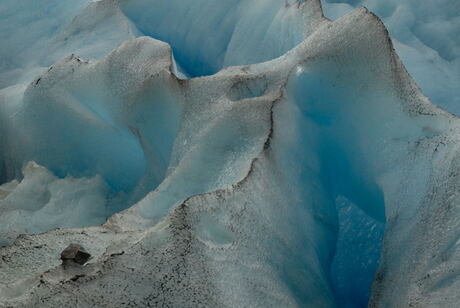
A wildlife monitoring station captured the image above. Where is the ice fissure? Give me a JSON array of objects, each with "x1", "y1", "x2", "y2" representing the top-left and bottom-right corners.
[{"x1": 1, "y1": 0, "x2": 460, "y2": 307}]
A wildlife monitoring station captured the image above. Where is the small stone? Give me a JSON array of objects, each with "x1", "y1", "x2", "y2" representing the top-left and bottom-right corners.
[{"x1": 60, "y1": 243, "x2": 91, "y2": 265}]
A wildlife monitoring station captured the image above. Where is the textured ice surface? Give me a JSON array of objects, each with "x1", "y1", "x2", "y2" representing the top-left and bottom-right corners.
[
  {"x1": 331, "y1": 197, "x2": 384, "y2": 307},
  {"x1": 0, "y1": 162, "x2": 110, "y2": 246},
  {"x1": 321, "y1": 0, "x2": 460, "y2": 115},
  {"x1": 0, "y1": 0, "x2": 460, "y2": 307}
]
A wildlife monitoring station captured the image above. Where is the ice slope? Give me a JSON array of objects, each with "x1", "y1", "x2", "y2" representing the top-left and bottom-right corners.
[
  {"x1": 321, "y1": 0, "x2": 460, "y2": 115},
  {"x1": 0, "y1": 0, "x2": 460, "y2": 307},
  {"x1": 0, "y1": 162, "x2": 110, "y2": 246},
  {"x1": 0, "y1": 0, "x2": 326, "y2": 88},
  {"x1": 0, "y1": 37, "x2": 184, "y2": 244},
  {"x1": 1, "y1": 37, "x2": 181, "y2": 191},
  {"x1": 0, "y1": 0, "x2": 140, "y2": 89},
  {"x1": 117, "y1": 0, "x2": 327, "y2": 76},
  {"x1": 0, "y1": 0, "x2": 328, "y2": 242}
]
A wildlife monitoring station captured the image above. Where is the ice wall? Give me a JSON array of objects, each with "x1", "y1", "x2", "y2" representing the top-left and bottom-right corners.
[{"x1": 118, "y1": 0, "x2": 326, "y2": 76}]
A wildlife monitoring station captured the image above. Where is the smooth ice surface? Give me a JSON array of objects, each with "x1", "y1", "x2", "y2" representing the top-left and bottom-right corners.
[{"x1": 0, "y1": 1, "x2": 459, "y2": 307}]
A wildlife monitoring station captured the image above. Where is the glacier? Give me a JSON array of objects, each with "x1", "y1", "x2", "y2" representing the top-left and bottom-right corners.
[{"x1": 0, "y1": 0, "x2": 459, "y2": 307}]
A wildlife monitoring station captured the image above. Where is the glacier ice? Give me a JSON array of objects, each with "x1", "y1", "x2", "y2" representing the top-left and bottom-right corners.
[
  {"x1": 321, "y1": 0, "x2": 460, "y2": 115},
  {"x1": 0, "y1": 161, "x2": 110, "y2": 247},
  {"x1": 0, "y1": 0, "x2": 460, "y2": 307}
]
